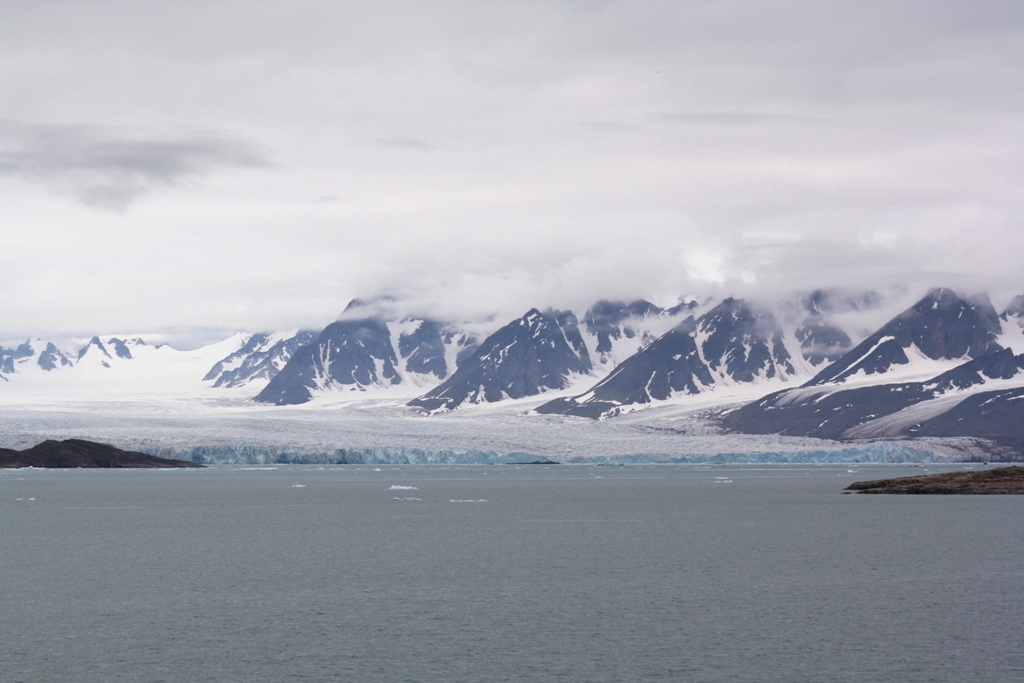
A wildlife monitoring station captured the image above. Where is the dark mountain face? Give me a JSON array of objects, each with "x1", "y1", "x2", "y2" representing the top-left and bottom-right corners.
[
  {"x1": 445, "y1": 329, "x2": 480, "y2": 367},
  {"x1": 398, "y1": 320, "x2": 447, "y2": 379},
  {"x1": 255, "y1": 319, "x2": 401, "y2": 405},
  {"x1": 795, "y1": 317, "x2": 852, "y2": 365},
  {"x1": 583, "y1": 299, "x2": 664, "y2": 358},
  {"x1": 408, "y1": 309, "x2": 591, "y2": 413},
  {"x1": 1, "y1": 342, "x2": 30, "y2": 373},
  {"x1": 551, "y1": 309, "x2": 593, "y2": 373},
  {"x1": 909, "y1": 387, "x2": 1024, "y2": 445},
  {"x1": 696, "y1": 298, "x2": 794, "y2": 382},
  {"x1": 205, "y1": 330, "x2": 318, "y2": 389},
  {"x1": 794, "y1": 289, "x2": 877, "y2": 365},
  {"x1": 721, "y1": 347, "x2": 1024, "y2": 442},
  {"x1": 801, "y1": 288, "x2": 881, "y2": 315},
  {"x1": 1, "y1": 340, "x2": 73, "y2": 373},
  {"x1": 108, "y1": 338, "x2": 134, "y2": 359},
  {"x1": 537, "y1": 298, "x2": 797, "y2": 419},
  {"x1": 536, "y1": 317, "x2": 710, "y2": 418},
  {"x1": 1002, "y1": 295, "x2": 1024, "y2": 319},
  {"x1": 38, "y1": 342, "x2": 74, "y2": 371},
  {"x1": 77, "y1": 336, "x2": 111, "y2": 361},
  {"x1": 806, "y1": 288, "x2": 1002, "y2": 386}
]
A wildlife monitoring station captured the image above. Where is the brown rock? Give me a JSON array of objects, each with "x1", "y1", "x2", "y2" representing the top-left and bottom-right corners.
[
  {"x1": 845, "y1": 466, "x2": 1024, "y2": 494},
  {"x1": 0, "y1": 439, "x2": 202, "y2": 468}
]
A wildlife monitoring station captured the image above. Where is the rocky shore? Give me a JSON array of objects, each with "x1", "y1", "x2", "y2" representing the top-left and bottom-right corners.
[
  {"x1": 845, "y1": 466, "x2": 1024, "y2": 494},
  {"x1": 0, "y1": 439, "x2": 203, "y2": 468}
]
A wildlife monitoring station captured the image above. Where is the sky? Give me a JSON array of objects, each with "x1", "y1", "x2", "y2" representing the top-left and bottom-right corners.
[{"x1": 2, "y1": 1, "x2": 1024, "y2": 347}]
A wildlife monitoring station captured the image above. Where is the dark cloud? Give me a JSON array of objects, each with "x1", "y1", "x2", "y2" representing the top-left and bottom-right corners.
[{"x1": 0, "y1": 119, "x2": 268, "y2": 210}]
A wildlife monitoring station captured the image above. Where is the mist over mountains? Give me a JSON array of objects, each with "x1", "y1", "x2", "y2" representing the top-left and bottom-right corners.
[{"x1": 4, "y1": 286, "x2": 1024, "y2": 458}]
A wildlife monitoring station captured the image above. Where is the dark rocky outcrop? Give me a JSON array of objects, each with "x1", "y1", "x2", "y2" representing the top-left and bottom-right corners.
[
  {"x1": 0, "y1": 439, "x2": 202, "y2": 468},
  {"x1": 845, "y1": 466, "x2": 1024, "y2": 494}
]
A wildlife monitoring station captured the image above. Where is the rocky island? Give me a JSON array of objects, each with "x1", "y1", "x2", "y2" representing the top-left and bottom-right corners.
[
  {"x1": 0, "y1": 439, "x2": 202, "y2": 468},
  {"x1": 845, "y1": 466, "x2": 1024, "y2": 494}
]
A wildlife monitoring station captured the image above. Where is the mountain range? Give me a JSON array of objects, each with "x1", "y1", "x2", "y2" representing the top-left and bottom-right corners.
[{"x1": 4, "y1": 287, "x2": 1024, "y2": 456}]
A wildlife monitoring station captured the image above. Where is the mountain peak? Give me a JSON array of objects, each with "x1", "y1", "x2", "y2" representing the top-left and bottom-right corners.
[
  {"x1": 806, "y1": 289, "x2": 1002, "y2": 387},
  {"x1": 408, "y1": 308, "x2": 591, "y2": 413}
]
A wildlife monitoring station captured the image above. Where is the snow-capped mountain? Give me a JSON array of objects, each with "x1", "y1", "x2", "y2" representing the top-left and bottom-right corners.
[
  {"x1": 254, "y1": 317, "x2": 402, "y2": 405},
  {"x1": 76, "y1": 336, "x2": 149, "y2": 367},
  {"x1": 394, "y1": 318, "x2": 479, "y2": 380},
  {"x1": 0, "y1": 338, "x2": 73, "y2": 377},
  {"x1": 0, "y1": 333, "x2": 251, "y2": 398},
  {"x1": 204, "y1": 330, "x2": 318, "y2": 388},
  {"x1": 537, "y1": 297, "x2": 813, "y2": 418},
  {"x1": 581, "y1": 298, "x2": 697, "y2": 369},
  {"x1": 536, "y1": 316, "x2": 710, "y2": 418},
  {"x1": 803, "y1": 288, "x2": 1001, "y2": 387},
  {"x1": 407, "y1": 308, "x2": 592, "y2": 413},
  {"x1": 721, "y1": 289, "x2": 1024, "y2": 448},
  {"x1": 250, "y1": 310, "x2": 481, "y2": 406}
]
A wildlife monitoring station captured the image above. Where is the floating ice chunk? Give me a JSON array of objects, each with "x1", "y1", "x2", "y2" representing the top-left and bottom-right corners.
[
  {"x1": 241, "y1": 467, "x2": 277, "y2": 471},
  {"x1": 450, "y1": 499, "x2": 489, "y2": 503},
  {"x1": 389, "y1": 485, "x2": 417, "y2": 490},
  {"x1": 291, "y1": 483, "x2": 306, "y2": 488},
  {"x1": 373, "y1": 468, "x2": 381, "y2": 472},
  {"x1": 713, "y1": 479, "x2": 733, "y2": 484},
  {"x1": 393, "y1": 496, "x2": 422, "y2": 501}
]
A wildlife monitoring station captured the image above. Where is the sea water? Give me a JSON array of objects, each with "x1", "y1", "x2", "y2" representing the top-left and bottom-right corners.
[{"x1": 2, "y1": 464, "x2": 1022, "y2": 682}]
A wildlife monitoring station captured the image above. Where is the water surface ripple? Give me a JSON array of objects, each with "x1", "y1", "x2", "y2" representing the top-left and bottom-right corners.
[{"x1": 2, "y1": 464, "x2": 1021, "y2": 682}]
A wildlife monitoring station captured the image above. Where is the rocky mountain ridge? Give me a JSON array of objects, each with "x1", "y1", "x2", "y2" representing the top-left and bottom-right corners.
[{"x1": 721, "y1": 288, "x2": 1024, "y2": 452}]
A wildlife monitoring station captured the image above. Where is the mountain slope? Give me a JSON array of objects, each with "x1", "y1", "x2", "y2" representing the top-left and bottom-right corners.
[
  {"x1": 537, "y1": 317, "x2": 709, "y2": 418},
  {"x1": 408, "y1": 309, "x2": 591, "y2": 412},
  {"x1": 254, "y1": 318, "x2": 401, "y2": 405},
  {"x1": 538, "y1": 298, "x2": 801, "y2": 418},
  {"x1": 805, "y1": 288, "x2": 1001, "y2": 386},
  {"x1": 721, "y1": 289, "x2": 1022, "y2": 443},
  {"x1": 204, "y1": 330, "x2": 317, "y2": 388}
]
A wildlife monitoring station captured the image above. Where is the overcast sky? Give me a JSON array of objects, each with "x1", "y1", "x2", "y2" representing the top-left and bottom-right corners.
[{"x1": 2, "y1": 1, "x2": 1023, "y2": 346}]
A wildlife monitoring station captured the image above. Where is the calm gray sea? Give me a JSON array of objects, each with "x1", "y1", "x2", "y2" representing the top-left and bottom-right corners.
[{"x1": 2, "y1": 464, "x2": 1022, "y2": 682}]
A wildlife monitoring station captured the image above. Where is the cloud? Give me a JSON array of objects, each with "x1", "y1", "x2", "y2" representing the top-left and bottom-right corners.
[
  {"x1": 0, "y1": 119, "x2": 268, "y2": 210},
  {"x1": 1, "y1": 2, "x2": 1023, "y2": 343},
  {"x1": 372, "y1": 135, "x2": 435, "y2": 150},
  {"x1": 656, "y1": 111, "x2": 821, "y2": 126}
]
